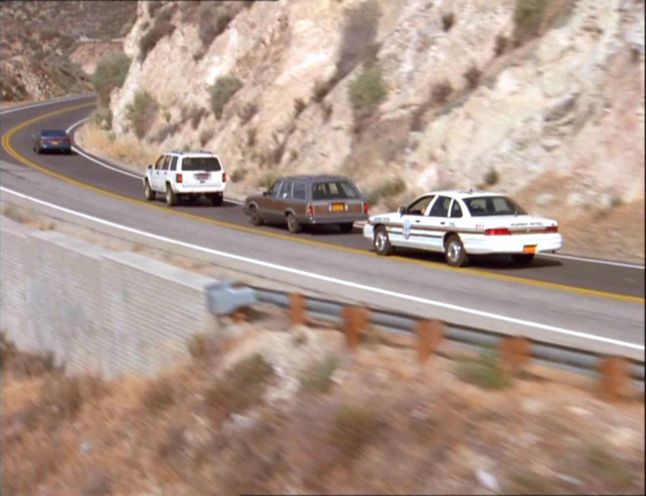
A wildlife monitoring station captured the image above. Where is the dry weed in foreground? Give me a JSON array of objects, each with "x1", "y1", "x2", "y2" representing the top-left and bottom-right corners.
[
  {"x1": 204, "y1": 353, "x2": 274, "y2": 418},
  {"x1": 456, "y1": 349, "x2": 511, "y2": 390},
  {"x1": 299, "y1": 354, "x2": 339, "y2": 394},
  {"x1": 328, "y1": 404, "x2": 382, "y2": 459}
]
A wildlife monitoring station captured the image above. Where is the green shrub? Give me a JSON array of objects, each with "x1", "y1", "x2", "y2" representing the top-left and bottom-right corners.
[
  {"x1": 584, "y1": 443, "x2": 636, "y2": 487},
  {"x1": 92, "y1": 52, "x2": 130, "y2": 106},
  {"x1": 300, "y1": 355, "x2": 339, "y2": 394},
  {"x1": 92, "y1": 107, "x2": 113, "y2": 130},
  {"x1": 464, "y1": 65, "x2": 482, "y2": 90},
  {"x1": 199, "y1": 128, "x2": 214, "y2": 146},
  {"x1": 456, "y1": 349, "x2": 511, "y2": 390},
  {"x1": 513, "y1": 0, "x2": 550, "y2": 45},
  {"x1": 230, "y1": 168, "x2": 248, "y2": 182},
  {"x1": 337, "y1": 0, "x2": 381, "y2": 80},
  {"x1": 483, "y1": 167, "x2": 500, "y2": 186},
  {"x1": 441, "y1": 12, "x2": 455, "y2": 32},
  {"x1": 431, "y1": 80, "x2": 453, "y2": 106},
  {"x1": 494, "y1": 34, "x2": 509, "y2": 57},
  {"x1": 349, "y1": 66, "x2": 387, "y2": 116},
  {"x1": 367, "y1": 177, "x2": 406, "y2": 205},
  {"x1": 139, "y1": 13, "x2": 175, "y2": 61},
  {"x1": 257, "y1": 171, "x2": 278, "y2": 189},
  {"x1": 126, "y1": 90, "x2": 158, "y2": 139},
  {"x1": 204, "y1": 353, "x2": 273, "y2": 416},
  {"x1": 209, "y1": 75, "x2": 243, "y2": 119}
]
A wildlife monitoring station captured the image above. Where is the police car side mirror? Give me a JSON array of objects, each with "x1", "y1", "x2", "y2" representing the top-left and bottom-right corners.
[{"x1": 398, "y1": 206, "x2": 406, "y2": 216}]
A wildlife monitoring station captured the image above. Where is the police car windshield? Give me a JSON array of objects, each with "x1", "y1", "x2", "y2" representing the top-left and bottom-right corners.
[
  {"x1": 182, "y1": 157, "x2": 221, "y2": 171},
  {"x1": 463, "y1": 196, "x2": 527, "y2": 216}
]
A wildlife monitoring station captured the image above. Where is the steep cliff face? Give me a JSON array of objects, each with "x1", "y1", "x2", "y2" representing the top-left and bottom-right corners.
[{"x1": 90, "y1": 0, "x2": 644, "y2": 258}]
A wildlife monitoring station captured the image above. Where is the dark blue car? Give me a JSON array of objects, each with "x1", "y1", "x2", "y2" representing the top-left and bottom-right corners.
[{"x1": 33, "y1": 129, "x2": 72, "y2": 154}]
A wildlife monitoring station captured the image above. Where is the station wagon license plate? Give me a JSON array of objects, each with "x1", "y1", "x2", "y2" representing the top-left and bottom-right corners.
[
  {"x1": 51, "y1": 140, "x2": 60, "y2": 145},
  {"x1": 330, "y1": 203, "x2": 345, "y2": 212},
  {"x1": 523, "y1": 245, "x2": 537, "y2": 254}
]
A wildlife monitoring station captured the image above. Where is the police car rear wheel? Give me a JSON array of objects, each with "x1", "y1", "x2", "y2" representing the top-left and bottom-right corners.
[{"x1": 445, "y1": 235, "x2": 468, "y2": 267}]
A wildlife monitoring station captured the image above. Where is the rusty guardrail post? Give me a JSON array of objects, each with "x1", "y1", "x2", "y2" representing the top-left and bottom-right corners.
[
  {"x1": 598, "y1": 357, "x2": 630, "y2": 402},
  {"x1": 342, "y1": 306, "x2": 370, "y2": 350},
  {"x1": 500, "y1": 336, "x2": 531, "y2": 373},
  {"x1": 289, "y1": 292, "x2": 306, "y2": 327},
  {"x1": 416, "y1": 319, "x2": 443, "y2": 363}
]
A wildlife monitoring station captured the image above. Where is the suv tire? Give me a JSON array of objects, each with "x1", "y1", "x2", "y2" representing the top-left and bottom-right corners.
[
  {"x1": 144, "y1": 180, "x2": 155, "y2": 201},
  {"x1": 444, "y1": 234, "x2": 469, "y2": 267},
  {"x1": 286, "y1": 212, "x2": 302, "y2": 233},
  {"x1": 211, "y1": 193, "x2": 223, "y2": 206},
  {"x1": 165, "y1": 183, "x2": 178, "y2": 207}
]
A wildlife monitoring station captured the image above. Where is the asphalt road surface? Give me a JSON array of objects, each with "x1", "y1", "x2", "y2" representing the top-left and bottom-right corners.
[{"x1": 1, "y1": 95, "x2": 643, "y2": 359}]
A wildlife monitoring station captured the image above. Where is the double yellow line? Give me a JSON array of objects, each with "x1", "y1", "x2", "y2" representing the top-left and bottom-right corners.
[{"x1": 2, "y1": 101, "x2": 643, "y2": 305}]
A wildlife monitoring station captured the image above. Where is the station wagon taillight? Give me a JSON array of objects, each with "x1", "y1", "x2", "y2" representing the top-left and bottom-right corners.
[
  {"x1": 306, "y1": 204, "x2": 315, "y2": 217},
  {"x1": 176, "y1": 173, "x2": 183, "y2": 183},
  {"x1": 484, "y1": 227, "x2": 511, "y2": 235},
  {"x1": 363, "y1": 202, "x2": 369, "y2": 214},
  {"x1": 545, "y1": 225, "x2": 558, "y2": 233}
]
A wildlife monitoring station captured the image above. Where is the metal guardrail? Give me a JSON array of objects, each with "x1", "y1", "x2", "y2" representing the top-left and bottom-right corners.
[{"x1": 249, "y1": 285, "x2": 645, "y2": 386}]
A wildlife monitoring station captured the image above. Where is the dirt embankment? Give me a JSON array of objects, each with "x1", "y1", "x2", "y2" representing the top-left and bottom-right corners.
[{"x1": 2, "y1": 312, "x2": 644, "y2": 495}]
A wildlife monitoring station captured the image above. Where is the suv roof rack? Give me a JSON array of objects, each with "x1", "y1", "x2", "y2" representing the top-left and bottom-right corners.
[{"x1": 170, "y1": 149, "x2": 213, "y2": 155}]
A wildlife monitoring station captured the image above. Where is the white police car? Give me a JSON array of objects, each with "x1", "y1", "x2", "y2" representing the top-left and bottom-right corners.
[{"x1": 363, "y1": 190, "x2": 563, "y2": 267}]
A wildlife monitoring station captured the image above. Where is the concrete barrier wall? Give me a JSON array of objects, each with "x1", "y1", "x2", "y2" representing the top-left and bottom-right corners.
[{"x1": 0, "y1": 217, "x2": 218, "y2": 378}]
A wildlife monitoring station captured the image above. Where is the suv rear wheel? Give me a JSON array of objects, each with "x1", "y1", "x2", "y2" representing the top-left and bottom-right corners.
[
  {"x1": 211, "y1": 193, "x2": 223, "y2": 206},
  {"x1": 144, "y1": 180, "x2": 155, "y2": 201},
  {"x1": 286, "y1": 212, "x2": 302, "y2": 233},
  {"x1": 165, "y1": 183, "x2": 178, "y2": 206}
]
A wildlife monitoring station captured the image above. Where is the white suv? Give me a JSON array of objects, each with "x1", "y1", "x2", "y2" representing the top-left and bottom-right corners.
[{"x1": 143, "y1": 151, "x2": 227, "y2": 206}]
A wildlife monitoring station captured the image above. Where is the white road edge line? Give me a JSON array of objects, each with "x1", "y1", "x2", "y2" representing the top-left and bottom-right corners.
[
  {"x1": 65, "y1": 117, "x2": 245, "y2": 205},
  {"x1": 1, "y1": 185, "x2": 643, "y2": 354}
]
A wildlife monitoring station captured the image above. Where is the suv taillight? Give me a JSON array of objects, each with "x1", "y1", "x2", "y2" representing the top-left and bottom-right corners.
[
  {"x1": 484, "y1": 227, "x2": 511, "y2": 235},
  {"x1": 545, "y1": 225, "x2": 558, "y2": 233},
  {"x1": 306, "y1": 204, "x2": 315, "y2": 217},
  {"x1": 176, "y1": 173, "x2": 183, "y2": 183},
  {"x1": 222, "y1": 172, "x2": 227, "y2": 182}
]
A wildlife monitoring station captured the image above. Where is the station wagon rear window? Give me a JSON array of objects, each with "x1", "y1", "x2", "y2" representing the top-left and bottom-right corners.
[
  {"x1": 311, "y1": 181, "x2": 359, "y2": 200},
  {"x1": 182, "y1": 157, "x2": 221, "y2": 171},
  {"x1": 464, "y1": 196, "x2": 527, "y2": 216}
]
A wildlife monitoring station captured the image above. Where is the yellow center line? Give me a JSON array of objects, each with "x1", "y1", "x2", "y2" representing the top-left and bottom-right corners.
[{"x1": 2, "y1": 102, "x2": 644, "y2": 305}]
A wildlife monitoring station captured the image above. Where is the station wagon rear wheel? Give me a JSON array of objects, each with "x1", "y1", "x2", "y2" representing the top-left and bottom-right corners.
[
  {"x1": 286, "y1": 213, "x2": 302, "y2": 233},
  {"x1": 144, "y1": 180, "x2": 155, "y2": 201},
  {"x1": 249, "y1": 205, "x2": 263, "y2": 226},
  {"x1": 444, "y1": 234, "x2": 469, "y2": 267},
  {"x1": 374, "y1": 227, "x2": 393, "y2": 256}
]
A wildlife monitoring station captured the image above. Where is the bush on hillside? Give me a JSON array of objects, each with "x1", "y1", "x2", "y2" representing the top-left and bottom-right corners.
[
  {"x1": 513, "y1": 0, "x2": 549, "y2": 45},
  {"x1": 348, "y1": 66, "x2": 387, "y2": 117},
  {"x1": 92, "y1": 52, "x2": 131, "y2": 106},
  {"x1": 126, "y1": 90, "x2": 158, "y2": 139},
  {"x1": 209, "y1": 75, "x2": 243, "y2": 119},
  {"x1": 336, "y1": 0, "x2": 381, "y2": 80},
  {"x1": 139, "y1": 9, "x2": 176, "y2": 61}
]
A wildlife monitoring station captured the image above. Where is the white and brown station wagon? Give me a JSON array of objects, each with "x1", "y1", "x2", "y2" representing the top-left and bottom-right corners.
[{"x1": 243, "y1": 175, "x2": 369, "y2": 233}]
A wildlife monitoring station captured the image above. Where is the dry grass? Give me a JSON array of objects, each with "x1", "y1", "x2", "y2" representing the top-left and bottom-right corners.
[
  {"x1": 299, "y1": 354, "x2": 339, "y2": 394},
  {"x1": 75, "y1": 120, "x2": 158, "y2": 172}
]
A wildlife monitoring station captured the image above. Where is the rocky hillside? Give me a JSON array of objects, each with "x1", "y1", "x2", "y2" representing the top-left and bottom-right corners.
[
  {"x1": 83, "y1": 0, "x2": 644, "y2": 260},
  {"x1": 0, "y1": 1, "x2": 136, "y2": 101}
]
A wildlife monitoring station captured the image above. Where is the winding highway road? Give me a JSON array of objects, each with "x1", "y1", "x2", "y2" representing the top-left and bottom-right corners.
[{"x1": 1, "y1": 95, "x2": 644, "y2": 359}]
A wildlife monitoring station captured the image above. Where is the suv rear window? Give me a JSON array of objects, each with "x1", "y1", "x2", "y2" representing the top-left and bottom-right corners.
[
  {"x1": 311, "y1": 181, "x2": 359, "y2": 200},
  {"x1": 181, "y1": 157, "x2": 222, "y2": 172}
]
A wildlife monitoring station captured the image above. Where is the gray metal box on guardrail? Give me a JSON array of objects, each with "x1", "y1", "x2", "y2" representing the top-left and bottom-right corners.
[{"x1": 206, "y1": 282, "x2": 257, "y2": 315}]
